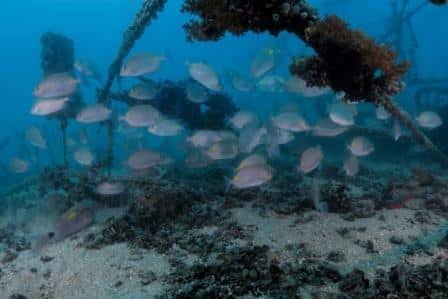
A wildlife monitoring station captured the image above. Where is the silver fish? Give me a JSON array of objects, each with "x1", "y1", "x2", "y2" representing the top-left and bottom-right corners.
[
  {"x1": 26, "y1": 126, "x2": 47, "y2": 149},
  {"x1": 343, "y1": 155, "x2": 360, "y2": 176},
  {"x1": 376, "y1": 106, "x2": 391, "y2": 120},
  {"x1": 329, "y1": 102, "x2": 356, "y2": 126},
  {"x1": 250, "y1": 48, "x2": 276, "y2": 78},
  {"x1": 228, "y1": 111, "x2": 258, "y2": 130},
  {"x1": 228, "y1": 71, "x2": 254, "y2": 92},
  {"x1": 73, "y1": 147, "x2": 94, "y2": 166},
  {"x1": 237, "y1": 154, "x2": 267, "y2": 170},
  {"x1": 96, "y1": 182, "x2": 125, "y2": 196},
  {"x1": 416, "y1": 111, "x2": 443, "y2": 129},
  {"x1": 348, "y1": 136, "x2": 374, "y2": 157},
  {"x1": 256, "y1": 75, "x2": 285, "y2": 92},
  {"x1": 285, "y1": 76, "x2": 330, "y2": 97},
  {"x1": 120, "y1": 104, "x2": 162, "y2": 127},
  {"x1": 127, "y1": 149, "x2": 171, "y2": 170},
  {"x1": 31, "y1": 97, "x2": 69, "y2": 116},
  {"x1": 33, "y1": 72, "x2": 79, "y2": 98},
  {"x1": 188, "y1": 62, "x2": 221, "y2": 92},
  {"x1": 298, "y1": 146, "x2": 323, "y2": 174},
  {"x1": 128, "y1": 81, "x2": 159, "y2": 101},
  {"x1": 75, "y1": 59, "x2": 101, "y2": 81},
  {"x1": 187, "y1": 130, "x2": 235, "y2": 148},
  {"x1": 120, "y1": 53, "x2": 165, "y2": 77},
  {"x1": 206, "y1": 139, "x2": 239, "y2": 160},
  {"x1": 239, "y1": 125, "x2": 267, "y2": 153},
  {"x1": 230, "y1": 164, "x2": 273, "y2": 189},
  {"x1": 312, "y1": 118, "x2": 348, "y2": 137},
  {"x1": 148, "y1": 118, "x2": 183, "y2": 136},
  {"x1": 272, "y1": 112, "x2": 310, "y2": 133},
  {"x1": 76, "y1": 103, "x2": 111, "y2": 124}
]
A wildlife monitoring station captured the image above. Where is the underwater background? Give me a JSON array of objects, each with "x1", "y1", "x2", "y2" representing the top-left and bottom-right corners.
[{"x1": 0, "y1": 0, "x2": 447, "y2": 298}]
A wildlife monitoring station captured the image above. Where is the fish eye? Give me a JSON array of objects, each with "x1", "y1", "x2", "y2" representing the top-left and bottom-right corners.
[{"x1": 48, "y1": 232, "x2": 55, "y2": 239}]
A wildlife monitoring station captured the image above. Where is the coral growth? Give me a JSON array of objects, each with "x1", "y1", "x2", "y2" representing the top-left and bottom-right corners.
[
  {"x1": 291, "y1": 16, "x2": 410, "y2": 102},
  {"x1": 182, "y1": 0, "x2": 317, "y2": 41}
]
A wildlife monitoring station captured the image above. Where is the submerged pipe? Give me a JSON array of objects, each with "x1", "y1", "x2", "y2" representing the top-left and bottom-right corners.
[
  {"x1": 381, "y1": 98, "x2": 448, "y2": 164},
  {"x1": 97, "y1": 0, "x2": 167, "y2": 175}
]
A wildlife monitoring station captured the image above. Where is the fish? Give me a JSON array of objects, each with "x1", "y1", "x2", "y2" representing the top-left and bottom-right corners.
[
  {"x1": 228, "y1": 71, "x2": 254, "y2": 92},
  {"x1": 26, "y1": 126, "x2": 47, "y2": 149},
  {"x1": 298, "y1": 146, "x2": 323, "y2": 174},
  {"x1": 276, "y1": 128, "x2": 295, "y2": 145},
  {"x1": 120, "y1": 104, "x2": 162, "y2": 127},
  {"x1": 188, "y1": 62, "x2": 221, "y2": 92},
  {"x1": 256, "y1": 75, "x2": 285, "y2": 92},
  {"x1": 272, "y1": 112, "x2": 310, "y2": 133},
  {"x1": 74, "y1": 59, "x2": 101, "y2": 81},
  {"x1": 229, "y1": 164, "x2": 273, "y2": 189},
  {"x1": 76, "y1": 103, "x2": 111, "y2": 124},
  {"x1": 415, "y1": 111, "x2": 443, "y2": 129},
  {"x1": 376, "y1": 106, "x2": 391, "y2": 120},
  {"x1": 329, "y1": 102, "x2": 356, "y2": 126},
  {"x1": 148, "y1": 118, "x2": 184, "y2": 136},
  {"x1": 120, "y1": 53, "x2": 165, "y2": 77},
  {"x1": 228, "y1": 111, "x2": 258, "y2": 130},
  {"x1": 73, "y1": 147, "x2": 95, "y2": 166},
  {"x1": 250, "y1": 48, "x2": 276, "y2": 78},
  {"x1": 127, "y1": 149, "x2": 171, "y2": 170},
  {"x1": 237, "y1": 154, "x2": 267, "y2": 170},
  {"x1": 51, "y1": 206, "x2": 95, "y2": 242},
  {"x1": 184, "y1": 148, "x2": 210, "y2": 168},
  {"x1": 9, "y1": 157, "x2": 29, "y2": 174},
  {"x1": 128, "y1": 81, "x2": 159, "y2": 101},
  {"x1": 185, "y1": 80, "x2": 209, "y2": 104},
  {"x1": 239, "y1": 125, "x2": 267, "y2": 154},
  {"x1": 96, "y1": 182, "x2": 125, "y2": 196},
  {"x1": 311, "y1": 177, "x2": 327, "y2": 213},
  {"x1": 206, "y1": 139, "x2": 239, "y2": 160},
  {"x1": 33, "y1": 72, "x2": 79, "y2": 98},
  {"x1": 187, "y1": 130, "x2": 236, "y2": 148},
  {"x1": 343, "y1": 155, "x2": 360, "y2": 176},
  {"x1": 392, "y1": 120, "x2": 402, "y2": 141},
  {"x1": 285, "y1": 76, "x2": 329, "y2": 97},
  {"x1": 312, "y1": 118, "x2": 348, "y2": 137},
  {"x1": 34, "y1": 205, "x2": 95, "y2": 253},
  {"x1": 31, "y1": 97, "x2": 69, "y2": 116},
  {"x1": 348, "y1": 136, "x2": 375, "y2": 157}
]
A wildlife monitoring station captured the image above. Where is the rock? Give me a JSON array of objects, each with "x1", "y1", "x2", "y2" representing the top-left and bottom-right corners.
[
  {"x1": 327, "y1": 251, "x2": 346, "y2": 263},
  {"x1": 1, "y1": 250, "x2": 18, "y2": 264},
  {"x1": 42, "y1": 269, "x2": 51, "y2": 279},
  {"x1": 339, "y1": 269, "x2": 369, "y2": 295},
  {"x1": 40, "y1": 256, "x2": 54, "y2": 263},
  {"x1": 389, "y1": 236, "x2": 405, "y2": 245},
  {"x1": 138, "y1": 270, "x2": 157, "y2": 286},
  {"x1": 352, "y1": 199, "x2": 376, "y2": 218},
  {"x1": 438, "y1": 232, "x2": 448, "y2": 249}
]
